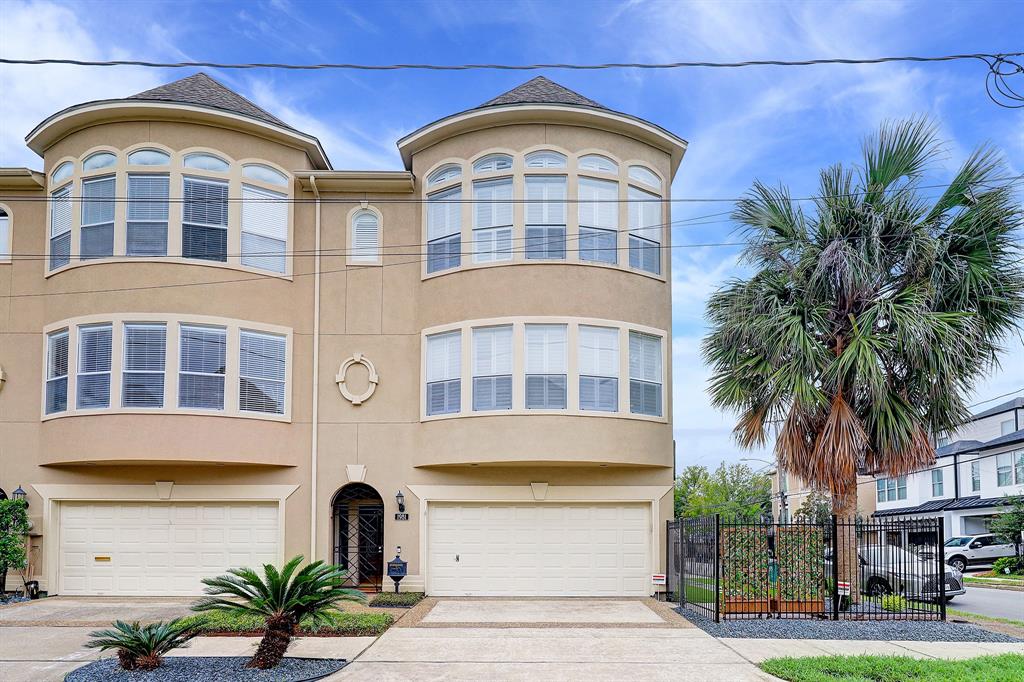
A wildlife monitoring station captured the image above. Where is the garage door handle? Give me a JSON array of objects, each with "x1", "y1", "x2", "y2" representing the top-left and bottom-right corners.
[{"x1": 455, "y1": 554, "x2": 459, "y2": 562}]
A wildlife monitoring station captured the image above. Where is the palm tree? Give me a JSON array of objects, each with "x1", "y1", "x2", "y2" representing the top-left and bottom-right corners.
[
  {"x1": 703, "y1": 118, "x2": 1024, "y2": 594},
  {"x1": 193, "y1": 556, "x2": 365, "y2": 669}
]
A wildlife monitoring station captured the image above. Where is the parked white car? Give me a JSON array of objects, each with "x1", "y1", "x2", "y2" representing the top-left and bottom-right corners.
[{"x1": 944, "y1": 533, "x2": 1016, "y2": 572}]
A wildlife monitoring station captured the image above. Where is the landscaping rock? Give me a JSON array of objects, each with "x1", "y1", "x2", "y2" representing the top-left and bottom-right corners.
[{"x1": 65, "y1": 656, "x2": 346, "y2": 682}]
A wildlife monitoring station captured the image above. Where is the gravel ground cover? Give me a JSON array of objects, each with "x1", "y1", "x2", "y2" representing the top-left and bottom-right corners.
[
  {"x1": 65, "y1": 656, "x2": 346, "y2": 682},
  {"x1": 0, "y1": 595, "x2": 32, "y2": 606},
  {"x1": 678, "y1": 608, "x2": 1022, "y2": 642}
]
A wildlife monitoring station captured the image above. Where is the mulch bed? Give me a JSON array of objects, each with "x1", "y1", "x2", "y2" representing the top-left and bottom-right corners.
[{"x1": 66, "y1": 656, "x2": 346, "y2": 682}]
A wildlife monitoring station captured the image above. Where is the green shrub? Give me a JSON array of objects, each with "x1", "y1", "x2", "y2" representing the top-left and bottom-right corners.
[
  {"x1": 177, "y1": 609, "x2": 393, "y2": 637},
  {"x1": 992, "y1": 556, "x2": 1023, "y2": 575},
  {"x1": 85, "y1": 619, "x2": 194, "y2": 671},
  {"x1": 880, "y1": 594, "x2": 907, "y2": 613},
  {"x1": 369, "y1": 591, "x2": 425, "y2": 607}
]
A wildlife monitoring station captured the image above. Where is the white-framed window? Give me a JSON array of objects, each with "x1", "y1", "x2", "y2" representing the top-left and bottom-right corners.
[
  {"x1": 931, "y1": 468, "x2": 944, "y2": 497},
  {"x1": 179, "y1": 324, "x2": 226, "y2": 410},
  {"x1": 0, "y1": 208, "x2": 10, "y2": 261},
  {"x1": 83, "y1": 152, "x2": 116, "y2": 171},
  {"x1": 971, "y1": 460, "x2": 981, "y2": 492},
  {"x1": 876, "y1": 476, "x2": 908, "y2": 502},
  {"x1": 45, "y1": 329, "x2": 69, "y2": 414},
  {"x1": 241, "y1": 184, "x2": 287, "y2": 272},
  {"x1": 628, "y1": 164, "x2": 660, "y2": 188},
  {"x1": 182, "y1": 176, "x2": 229, "y2": 262},
  {"x1": 350, "y1": 209, "x2": 380, "y2": 264},
  {"x1": 122, "y1": 323, "x2": 166, "y2": 408},
  {"x1": 525, "y1": 176, "x2": 566, "y2": 260},
  {"x1": 80, "y1": 176, "x2": 116, "y2": 259},
  {"x1": 629, "y1": 331, "x2": 662, "y2": 416},
  {"x1": 473, "y1": 325, "x2": 512, "y2": 411},
  {"x1": 997, "y1": 450, "x2": 1024, "y2": 487},
  {"x1": 184, "y1": 152, "x2": 229, "y2": 172},
  {"x1": 628, "y1": 186, "x2": 661, "y2": 274},
  {"x1": 525, "y1": 150, "x2": 566, "y2": 168},
  {"x1": 473, "y1": 178, "x2": 512, "y2": 263},
  {"x1": 579, "y1": 325, "x2": 618, "y2": 412},
  {"x1": 243, "y1": 163, "x2": 288, "y2": 186},
  {"x1": 525, "y1": 324, "x2": 567, "y2": 409},
  {"x1": 49, "y1": 185, "x2": 72, "y2": 270},
  {"x1": 578, "y1": 154, "x2": 618, "y2": 173},
  {"x1": 239, "y1": 330, "x2": 287, "y2": 414},
  {"x1": 76, "y1": 324, "x2": 112, "y2": 409},
  {"x1": 1001, "y1": 419, "x2": 1015, "y2": 436},
  {"x1": 427, "y1": 187, "x2": 461, "y2": 273},
  {"x1": 127, "y1": 149, "x2": 170, "y2": 166},
  {"x1": 51, "y1": 161, "x2": 73, "y2": 183},
  {"x1": 936, "y1": 434, "x2": 951, "y2": 447},
  {"x1": 578, "y1": 176, "x2": 618, "y2": 264},
  {"x1": 427, "y1": 164, "x2": 461, "y2": 187},
  {"x1": 426, "y1": 330, "x2": 461, "y2": 415},
  {"x1": 473, "y1": 154, "x2": 512, "y2": 173},
  {"x1": 127, "y1": 174, "x2": 169, "y2": 257}
]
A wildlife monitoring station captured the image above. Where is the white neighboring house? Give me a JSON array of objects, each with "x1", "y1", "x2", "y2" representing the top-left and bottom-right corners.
[{"x1": 872, "y1": 398, "x2": 1024, "y2": 540}]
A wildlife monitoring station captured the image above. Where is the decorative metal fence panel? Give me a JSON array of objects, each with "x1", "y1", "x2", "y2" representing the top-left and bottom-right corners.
[{"x1": 675, "y1": 514, "x2": 948, "y2": 622}]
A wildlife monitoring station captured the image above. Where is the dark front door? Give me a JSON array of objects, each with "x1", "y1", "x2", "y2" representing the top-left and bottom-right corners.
[{"x1": 358, "y1": 505, "x2": 384, "y2": 586}]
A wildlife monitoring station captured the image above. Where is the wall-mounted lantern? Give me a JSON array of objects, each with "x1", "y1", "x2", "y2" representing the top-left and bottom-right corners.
[
  {"x1": 395, "y1": 490, "x2": 406, "y2": 513},
  {"x1": 12, "y1": 485, "x2": 28, "y2": 507}
]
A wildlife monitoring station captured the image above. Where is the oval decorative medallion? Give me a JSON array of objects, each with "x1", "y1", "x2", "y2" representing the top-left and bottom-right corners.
[{"x1": 336, "y1": 353, "x2": 379, "y2": 405}]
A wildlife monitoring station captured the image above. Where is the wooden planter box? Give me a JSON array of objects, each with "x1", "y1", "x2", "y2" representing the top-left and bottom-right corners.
[
  {"x1": 772, "y1": 598, "x2": 826, "y2": 614},
  {"x1": 722, "y1": 597, "x2": 771, "y2": 614}
]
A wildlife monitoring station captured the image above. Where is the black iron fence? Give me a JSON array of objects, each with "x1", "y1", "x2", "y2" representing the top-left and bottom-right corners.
[{"x1": 670, "y1": 515, "x2": 950, "y2": 622}]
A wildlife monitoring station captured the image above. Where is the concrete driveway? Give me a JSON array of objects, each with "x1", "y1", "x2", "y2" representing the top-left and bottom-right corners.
[{"x1": 330, "y1": 598, "x2": 775, "y2": 681}]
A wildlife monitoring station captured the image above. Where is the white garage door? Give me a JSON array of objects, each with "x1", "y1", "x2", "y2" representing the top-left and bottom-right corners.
[
  {"x1": 59, "y1": 502, "x2": 279, "y2": 596},
  {"x1": 427, "y1": 503, "x2": 651, "y2": 596}
]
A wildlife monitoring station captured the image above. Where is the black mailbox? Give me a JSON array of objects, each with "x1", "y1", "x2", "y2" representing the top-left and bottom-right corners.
[{"x1": 387, "y1": 548, "x2": 407, "y2": 593}]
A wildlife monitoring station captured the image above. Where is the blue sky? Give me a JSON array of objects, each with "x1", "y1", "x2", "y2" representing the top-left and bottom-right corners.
[{"x1": 2, "y1": 0, "x2": 1022, "y2": 472}]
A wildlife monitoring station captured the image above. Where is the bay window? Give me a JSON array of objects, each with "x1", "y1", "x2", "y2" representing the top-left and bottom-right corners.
[
  {"x1": 578, "y1": 177, "x2": 618, "y2": 264},
  {"x1": 76, "y1": 324, "x2": 112, "y2": 409},
  {"x1": 525, "y1": 324, "x2": 567, "y2": 409},
  {"x1": 628, "y1": 186, "x2": 661, "y2": 274},
  {"x1": 427, "y1": 187, "x2": 461, "y2": 273},
  {"x1": 182, "y1": 177, "x2": 229, "y2": 262},
  {"x1": 579, "y1": 325, "x2": 618, "y2": 412},
  {"x1": 239, "y1": 330, "x2": 287, "y2": 414},
  {"x1": 179, "y1": 325, "x2": 226, "y2": 410},
  {"x1": 127, "y1": 174, "x2": 169, "y2": 256},
  {"x1": 473, "y1": 325, "x2": 512, "y2": 411},
  {"x1": 629, "y1": 331, "x2": 662, "y2": 416},
  {"x1": 473, "y1": 178, "x2": 513, "y2": 263},
  {"x1": 81, "y1": 176, "x2": 115, "y2": 259},
  {"x1": 45, "y1": 329, "x2": 69, "y2": 414},
  {"x1": 241, "y1": 184, "x2": 288, "y2": 272},
  {"x1": 122, "y1": 323, "x2": 166, "y2": 408},
  {"x1": 426, "y1": 331, "x2": 461, "y2": 415},
  {"x1": 49, "y1": 186, "x2": 72, "y2": 270},
  {"x1": 525, "y1": 176, "x2": 566, "y2": 260}
]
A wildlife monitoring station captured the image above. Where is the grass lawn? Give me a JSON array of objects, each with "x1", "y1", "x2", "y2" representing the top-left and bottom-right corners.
[
  {"x1": 177, "y1": 609, "x2": 394, "y2": 637},
  {"x1": 947, "y1": 608, "x2": 1024, "y2": 629},
  {"x1": 369, "y1": 591, "x2": 425, "y2": 607},
  {"x1": 760, "y1": 654, "x2": 1024, "y2": 682}
]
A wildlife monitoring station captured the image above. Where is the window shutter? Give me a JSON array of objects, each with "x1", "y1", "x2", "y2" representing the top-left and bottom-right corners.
[
  {"x1": 579, "y1": 326, "x2": 618, "y2": 377},
  {"x1": 526, "y1": 176, "x2": 566, "y2": 225},
  {"x1": 350, "y1": 211, "x2": 379, "y2": 263},
  {"x1": 525, "y1": 151, "x2": 567, "y2": 168},
  {"x1": 241, "y1": 184, "x2": 287, "y2": 272},
  {"x1": 628, "y1": 186, "x2": 661, "y2": 243},
  {"x1": 427, "y1": 331, "x2": 461, "y2": 382},
  {"x1": 579, "y1": 155, "x2": 618, "y2": 173},
  {"x1": 580, "y1": 376, "x2": 618, "y2": 412},
  {"x1": 525, "y1": 325, "x2": 567, "y2": 374},
  {"x1": 50, "y1": 187, "x2": 72, "y2": 238},
  {"x1": 578, "y1": 177, "x2": 616, "y2": 229},
  {"x1": 474, "y1": 178, "x2": 512, "y2": 229},
  {"x1": 473, "y1": 326, "x2": 512, "y2": 376},
  {"x1": 428, "y1": 187, "x2": 461, "y2": 240},
  {"x1": 123, "y1": 324, "x2": 166, "y2": 408}
]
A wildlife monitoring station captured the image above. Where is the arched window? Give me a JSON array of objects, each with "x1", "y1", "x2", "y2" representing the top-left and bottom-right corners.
[
  {"x1": 350, "y1": 209, "x2": 380, "y2": 264},
  {"x1": 525, "y1": 150, "x2": 567, "y2": 168},
  {"x1": 427, "y1": 164, "x2": 461, "y2": 187},
  {"x1": 184, "y1": 152, "x2": 229, "y2": 172},
  {"x1": 578, "y1": 154, "x2": 618, "y2": 173},
  {"x1": 0, "y1": 208, "x2": 10, "y2": 261},
  {"x1": 128, "y1": 149, "x2": 170, "y2": 166},
  {"x1": 243, "y1": 163, "x2": 288, "y2": 186},
  {"x1": 51, "y1": 161, "x2": 73, "y2": 184},
  {"x1": 628, "y1": 164, "x2": 660, "y2": 188},
  {"x1": 83, "y1": 152, "x2": 117, "y2": 171},
  {"x1": 473, "y1": 154, "x2": 513, "y2": 173}
]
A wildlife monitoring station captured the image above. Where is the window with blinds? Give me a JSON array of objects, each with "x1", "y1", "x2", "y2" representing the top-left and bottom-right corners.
[
  {"x1": 525, "y1": 150, "x2": 567, "y2": 168},
  {"x1": 76, "y1": 324, "x2": 112, "y2": 409},
  {"x1": 350, "y1": 209, "x2": 380, "y2": 264},
  {"x1": 525, "y1": 324, "x2": 567, "y2": 409},
  {"x1": 473, "y1": 154, "x2": 512, "y2": 173},
  {"x1": 579, "y1": 326, "x2": 618, "y2": 412},
  {"x1": 473, "y1": 326, "x2": 512, "y2": 411},
  {"x1": 525, "y1": 176, "x2": 566, "y2": 260},
  {"x1": 579, "y1": 154, "x2": 618, "y2": 173},
  {"x1": 241, "y1": 184, "x2": 288, "y2": 272},
  {"x1": 0, "y1": 209, "x2": 9, "y2": 261},
  {"x1": 629, "y1": 331, "x2": 662, "y2": 416},
  {"x1": 239, "y1": 330, "x2": 286, "y2": 414},
  {"x1": 183, "y1": 177, "x2": 229, "y2": 262},
  {"x1": 179, "y1": 325, "x2": 226, "y2": 410},
  {"x1": 81, "y1": 176, "x2": 115, "y2": 259},
  {"x1": 473, "y1": 178, "x2": 512, "y2": 263},
  {"x1": 45, "y1": 329, "x2": 69, "y2": 414},
  {"x1": 427, "y1": 187, "x2": 461, "y2": 273},
  {"x1": 578, "y1": 177, "x2": 618, "y2": 264},
  {"x1": 427, "y1": 164, "x2": 461, "y2": 187},
  {"x1": 426, "y1": 331, "x2": 461, "y2": 415},
  {"x1": 127, "y1": 174, "x2": 169, "y2": 256},
  {"x1": 123, "y1": 323, "x2": 166, "y2": 408},
  {"x1": 628, "y1": 186, "x2": 661, "y2": 274},
  {"x1": 49, "y1": 186, "x2": 72, "y2": 270}
]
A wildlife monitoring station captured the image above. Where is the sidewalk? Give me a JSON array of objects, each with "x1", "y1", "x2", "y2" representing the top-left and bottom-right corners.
[{"x1": 718, "y1": 637, "x2": 1024, "y2": 663}]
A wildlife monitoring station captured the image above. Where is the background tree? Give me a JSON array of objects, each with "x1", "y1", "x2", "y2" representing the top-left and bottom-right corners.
[
  {"x1": 674, "y1": 463, "x2": 772, "y2": 519},
  {"x1": 991, "y1": 495, "x2": 1024, "y2": 559},
  {"x1": 793, "y1": 489, "x2": 833, "y2": 524},
  {"x1": 0, "y1": 499, "x2": 31, "y2": 596},
  {"x1": 704, "y1": 118, "x2": 1024, "y2": 596}
]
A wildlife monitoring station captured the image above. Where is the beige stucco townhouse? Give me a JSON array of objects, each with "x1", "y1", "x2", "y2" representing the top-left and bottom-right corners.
[{"x1": 0, "y1": 73, "x2": 686, "y2": 597}]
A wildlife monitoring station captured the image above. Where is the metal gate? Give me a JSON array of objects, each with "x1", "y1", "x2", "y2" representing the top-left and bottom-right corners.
[{"x1": 331, "y1": 483, "x2": 384, "y2": 592}]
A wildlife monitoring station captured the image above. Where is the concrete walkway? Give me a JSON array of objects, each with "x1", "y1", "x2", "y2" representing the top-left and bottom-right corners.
[{"x1": 719, "y1": 637, "x2": 1024, "y2": 663}]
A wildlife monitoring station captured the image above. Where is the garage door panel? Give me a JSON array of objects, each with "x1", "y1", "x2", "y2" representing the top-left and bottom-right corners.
[{"x1": 59, "y1": 501, "x2": 279, "y2": 596}]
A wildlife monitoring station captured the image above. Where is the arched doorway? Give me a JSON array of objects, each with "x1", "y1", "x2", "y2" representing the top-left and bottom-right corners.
[{"x1": 331, "y1": 483, "x2": 384, "y2": 591}]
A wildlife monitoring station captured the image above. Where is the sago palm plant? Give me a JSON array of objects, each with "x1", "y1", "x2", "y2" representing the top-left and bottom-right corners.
[
  {"x1": 703, "y1": 118, "x2": 1024, "y2": 592},
  {"x1": 193, "y1": 555, "x2": 365, "y2": 669},
  {"x1": 85, "y1": 618, "x2": 193, "y2": 670}
]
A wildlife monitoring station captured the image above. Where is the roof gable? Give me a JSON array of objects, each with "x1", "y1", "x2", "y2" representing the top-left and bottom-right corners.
[
  {"x1": 478, "y1": 76, "x2": 606, "y2": 109},
  {"x1": 128, "y1": 73, "x2": 289, "y2": 128}
]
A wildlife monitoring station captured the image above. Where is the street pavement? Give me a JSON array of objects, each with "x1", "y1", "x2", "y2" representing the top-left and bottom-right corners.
[{"x1": 952, "y1": 584, "x2": 1024, "y2": 621}]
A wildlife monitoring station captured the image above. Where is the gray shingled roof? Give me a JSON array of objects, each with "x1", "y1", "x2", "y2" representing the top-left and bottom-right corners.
[
  {"x1": 478, "y1": 76, "x2": 606, "y2": 109},
  {"x1": 935, "y1": 439, "x2": 985, "y2": 458},
  {"x1": 128, "y1": 73, "x2": 290, "y2": 128},
  {"x1": 973, "y1": 397, "x2": 1024, "y2": 421}
]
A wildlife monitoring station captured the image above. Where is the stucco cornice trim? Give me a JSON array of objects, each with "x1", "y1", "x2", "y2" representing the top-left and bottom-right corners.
[
  {"x1": 30, "y1": 483, "x2": 300, "y2": 502},
  {"x1": 297, "y1": 171, "x2": 414, "y2": 193},
  {"x1": 407, "y1": 484, "x2": 672, "y2": 503},
  {"x1": 0, "y1": 167, "x2": 45, "y2": 190}
]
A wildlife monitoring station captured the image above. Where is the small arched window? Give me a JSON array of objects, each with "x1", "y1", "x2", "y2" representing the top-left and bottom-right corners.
[
  {"x1": 628, "y1": 165, "x2": 660, "y2": 188},
  {"x1": 473, "y1": 154, "x2": 513, "y2": 173},
  {"x1": 427, "y1": 164, "x2": 461, "y2": 187},
  {"x1": 184, "y1": 152, "x2": 229, "y2": 172},
  {"x1": 243, "y1": 163, "x2": 288, "y2": 186},
  {"x1": 51, "y1": 162, "x2": 73, "y2": 184},
  {"x1": 525, "y1": 150, "x2": 567, "y2": 169},
  {"x1": 350, "y1": 209, "x2": 380, "y2": 264},
  {"x1": 579, "y1": 154, "x2": 618, "y2": 173},
  {"x1": 83, "y1": 152, "x2": 117, "y2": 171},
  {"x1": 128, "y1": 149, "x2": 170, "y2": 166},
  {"x1": 0, "y1": 208, "x2": 10, "y2": 261}
]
